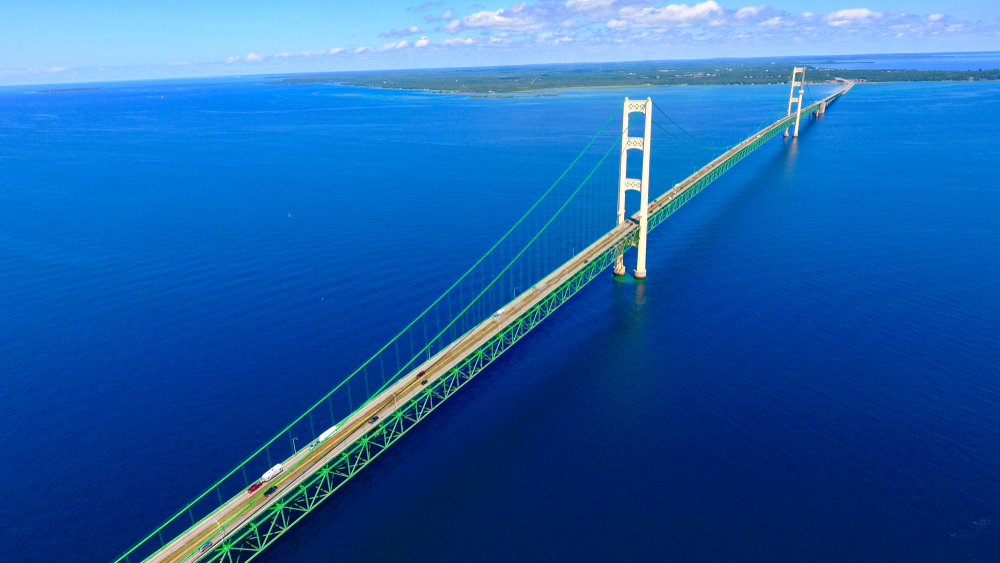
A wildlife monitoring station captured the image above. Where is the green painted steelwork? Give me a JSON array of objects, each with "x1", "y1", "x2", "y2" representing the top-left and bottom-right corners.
[
  {"x1": 121, "y1": 87, "x2": 849, "y2": 563},
  {"x1": 192, "y1": 244, "x2": 624, "y2": 563},
  {"x1": 647, "y1": 93, "x2": 845, "y2": 233}
]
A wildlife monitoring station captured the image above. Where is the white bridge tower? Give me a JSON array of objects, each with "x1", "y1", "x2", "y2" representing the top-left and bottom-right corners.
[
  {"x1": 784, "y1": 67, "x2": 806, "y2": 138},
  {"x1": 614, "y1": 97, "x2": 652, "y2": 280}
]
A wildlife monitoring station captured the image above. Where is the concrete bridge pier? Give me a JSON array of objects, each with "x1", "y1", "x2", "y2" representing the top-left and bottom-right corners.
[{"x1": 616, "y1": 97, "x2": 652, "y2": 279}]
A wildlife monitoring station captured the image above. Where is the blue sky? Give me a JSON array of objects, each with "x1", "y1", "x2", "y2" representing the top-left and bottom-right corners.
[{"x1": 2, "y1": 0, "x2": 999, "y2": 85}]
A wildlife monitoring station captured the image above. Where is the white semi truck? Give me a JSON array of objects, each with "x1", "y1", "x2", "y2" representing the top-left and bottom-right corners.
[
  {"x1": 260, "y1": 464, "x2": 283, "y2": 483},
  {"x1": 309, "y1": 425, "x2": 339, "y2": 450}
]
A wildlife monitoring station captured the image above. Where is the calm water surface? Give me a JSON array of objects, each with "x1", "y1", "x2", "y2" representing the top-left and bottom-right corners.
[
  {"x1": 810, "y1": 50, "x2": 1000, "y2": 70},
  {"x1": 1, "y1": 78, "x2": 998, "y2": 562}
]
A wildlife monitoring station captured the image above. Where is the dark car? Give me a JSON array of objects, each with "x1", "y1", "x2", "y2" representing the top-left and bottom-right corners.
[
  {"x1": 198, "y1": 541, "x2": 213, "y2": 553},
  {"x1": 264, "y1": 486, "x2": 278, "y2": 498},
  {"x1": 247, "y1": 482, "x2": 262, "y2": 494},
  {"x1": 367, "y1": 415, "x2": 379, "y2": 424},
  {"x1": 417, "y1": 370, "x2": 425, "y2": 377}
]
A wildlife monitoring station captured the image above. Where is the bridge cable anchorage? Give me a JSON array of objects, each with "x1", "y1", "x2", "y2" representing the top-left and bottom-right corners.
[{"x1": 784, "y1": 67, "x2": 807, "y2": 138}]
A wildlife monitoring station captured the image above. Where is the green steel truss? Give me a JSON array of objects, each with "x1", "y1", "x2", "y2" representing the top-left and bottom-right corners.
[
  {"x1": 647, "y1": 94, "x2": 842, "y2": 233},
  {"x1": 192, "y1": 244, "x2": 624, "y2": 563},
  {"x1": 133, "y1": 89, "x2": 847, "y2": 563}
]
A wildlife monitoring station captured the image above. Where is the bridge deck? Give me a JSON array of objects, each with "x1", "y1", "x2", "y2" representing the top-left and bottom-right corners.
[{"x1": 133, "y1": 84, "x2": 851, "y2": 563}]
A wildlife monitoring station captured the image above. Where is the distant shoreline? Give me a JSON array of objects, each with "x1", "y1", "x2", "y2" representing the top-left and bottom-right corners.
[
  {"x1": 267, "y1": 77, "x2": 993, "y2": 96},
  {"x1": 35, "y1": 87, "x2": 103, "y2": 93},
  {"x1": 265, "y1": 60, "x2": 998, "y2": 94}
]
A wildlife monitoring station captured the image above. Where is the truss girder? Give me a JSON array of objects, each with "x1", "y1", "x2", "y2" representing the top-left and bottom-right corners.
[
  {"x1": 191, "y1": 244, "x2": 620, "y2": 563},
  {"x1": 130, "y1": 87, "x2": 849, "y2": 563}
]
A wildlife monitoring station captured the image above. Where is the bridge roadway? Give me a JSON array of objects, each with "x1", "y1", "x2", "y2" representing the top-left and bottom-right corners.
[{"x1": 141, "y1": 84, "x2": 851, "y2": 563}]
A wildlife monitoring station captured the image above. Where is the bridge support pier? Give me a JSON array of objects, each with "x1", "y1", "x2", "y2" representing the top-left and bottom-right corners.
[
  {"x1": 784, "y1": 67, "x2": 806, "y2": 138},
  {"x1": 616, "y1": 97, "x2": 652, "y2": 279}
]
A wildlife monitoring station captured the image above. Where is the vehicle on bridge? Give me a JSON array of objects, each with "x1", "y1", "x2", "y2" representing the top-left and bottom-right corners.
[
  {"x1": 309, "y1": 425, "x2": 340, "y2": 450},
  {"x1": 110, "y1": 79, "x2": 853, "y2": 563},
  {"x1": 260, "y1": 464, "x2": 283, "y2": 483}
]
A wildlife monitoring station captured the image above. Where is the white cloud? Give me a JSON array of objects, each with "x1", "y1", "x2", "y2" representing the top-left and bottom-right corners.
[
  {"x1": 381, "y1": 26, "x2": 422, "y2": 38},
  {"x1": 379, "y1": 40, "x2": 410, "y2": 51},
  {"x1": 427, "y1": 8, "x2": 454, "y2": 22},
  {"x1": 0, "y1": 66, "x2": 70, "y2": 77},
  {"x1": 616, "y1": 1, "x2": 725, "y2": 29},
  {"x1": 564, "y1": 0, "x2": 619, "y2": 21},
  {"x1": 735, "y1": 6, "x2": 765, "y2": 19},
  {"x1": 194, "y1": 1, "x2": 998, "y2": 66},
  {"x1": 457, "y1": 3, "x2": 551, "y2": 31},
  {"x1": 226, "y1": 56, "x2": 239, "y2": 64},
  {"x1": 408, "y1": 1, "x2": 443, "y2": 13},
  {"x1": 827, "y1": 8, "x2": 878, "y2": 21}
]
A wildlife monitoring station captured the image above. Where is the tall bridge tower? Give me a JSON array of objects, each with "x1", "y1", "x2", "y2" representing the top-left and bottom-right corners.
[
  {"x1": 614, "y1": 97, "x2": 652, "y2": 279},
  {"x1": 784, "y1": 67, "x2": 806, "y2": 138}
]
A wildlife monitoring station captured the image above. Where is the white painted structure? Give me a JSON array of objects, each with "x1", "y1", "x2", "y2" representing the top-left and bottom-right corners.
[
  {"x1": 784, "y1": 67, "x2": 806, "y2": 138},
  {"x1": 615, "y1": 97, "x2": 652, "y2": 280},
  {"x1": 260, "y1": 464, "x2": 283, "y2": 483}
]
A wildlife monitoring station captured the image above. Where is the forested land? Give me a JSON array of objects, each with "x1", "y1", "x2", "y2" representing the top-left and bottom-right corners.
[{"x1": 266, "y1": 58, "x2": 1000, "y2": 93}]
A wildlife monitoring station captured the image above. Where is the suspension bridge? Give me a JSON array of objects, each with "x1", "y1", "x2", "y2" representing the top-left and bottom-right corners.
[{"x1": 114, "y1": 70, "x2": 851, "y2": 563}]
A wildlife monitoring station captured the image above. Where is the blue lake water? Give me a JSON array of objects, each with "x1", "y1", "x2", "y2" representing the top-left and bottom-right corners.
[
  {"x1": 1, "y1": 77, "x2": 999, "y2": 563},
  {"x1": 806, "y1": 50, "x2": 1000, "y2": 70}
]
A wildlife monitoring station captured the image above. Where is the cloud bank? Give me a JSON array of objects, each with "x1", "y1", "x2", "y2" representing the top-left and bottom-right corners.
[
  {"x1": 234, "y1": 2, "x2": 996, "y2": 62},
  {"x1": 15, "y1": 1, "x2": 994, "y2": 85}
]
